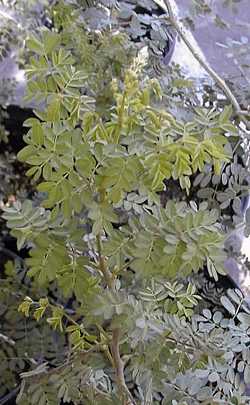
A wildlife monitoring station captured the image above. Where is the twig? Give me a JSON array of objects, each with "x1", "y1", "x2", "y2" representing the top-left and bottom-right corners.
[
  {"x1": 96, "y1": 234, "x2": 114, "y2": 289},
  {"x1": 0, "y1": 9, "x2": 19, "y2": 24},
  {"x1": 0, "y1": 333, "x2": 15, "y2": 346},
  {"x1": 0, "y1": 385, "x2": 21, "y2": 405},
  {"x1": 21, "y1": 345, "x2": 101, "y2": 381},
  {"x1": 111, "y1": 328, "x2": 134, "y2": 405},
  {"x1": 153, "y1": 0, "x2": 250, "y2": 122},
  {"x1": 96, "y1": 234, "x2": 135, "y2": 405}
]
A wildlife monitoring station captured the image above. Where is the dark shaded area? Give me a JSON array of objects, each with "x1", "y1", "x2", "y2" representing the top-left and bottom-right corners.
[
  {"x1": 0, "y1": 105, "x2": 34, "y2": 270},
  {"x1": 1, "y1": 105, "x2": 35, "y2": 152}
]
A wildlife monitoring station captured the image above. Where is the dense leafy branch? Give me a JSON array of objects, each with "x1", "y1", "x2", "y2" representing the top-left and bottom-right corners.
[{"x1": 1, "y1": 1, "x2": 250, "y2": 404}]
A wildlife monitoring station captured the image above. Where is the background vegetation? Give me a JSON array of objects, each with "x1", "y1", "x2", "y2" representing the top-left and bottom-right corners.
[{"x1": 1, "y1": 0, "x2": 250, "y2": 404}]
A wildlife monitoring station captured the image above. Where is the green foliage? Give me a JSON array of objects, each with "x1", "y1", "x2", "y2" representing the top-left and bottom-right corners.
[
  {"x1": 2, "y1": 200, "x2": 50, "y2": 249},
  {"x1": 139, "y1": 281, "x2": 200, "y2": 318},
  {"x1": 18, "y1": 41, "x2": 231, "y2": 197},
  {"x1": 113, "y1": 201, "x2": 226, "y2": 279},
  {"x1": 1, "y1": 1, "x2": 250, "y2": 404},
  {"x1": 0, "y1": 260, "x2": 66, "y2": 398}
]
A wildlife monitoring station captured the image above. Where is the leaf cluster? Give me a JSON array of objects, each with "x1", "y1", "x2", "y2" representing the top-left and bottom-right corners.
[{"x1": 1, "y1": 1, "x2": 250, "y2": 404}]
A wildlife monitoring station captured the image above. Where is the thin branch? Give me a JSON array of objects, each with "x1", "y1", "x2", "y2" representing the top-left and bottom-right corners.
[
  {"x1": 0, "y1": 385, "x2": 21, "y2": 405},
  {"x1": 111, "y1": 328, "x2": 134, "y2": 405},
  {"x1": 238, "y1": 109, "x2": 250, "y2": 116},
  {"x1": 0, "y1": 9, "x2": 19, "y2": 24},
  {"x1": 21, "y1": 345, "x2": 101, "y2": 381},
  {"x1": 0, "y1": 333, "x2": 15, "y2": 346},
  {"x1": 96, "y1": 234, "x2": 114, "y2": 289},
  {"x1": 96, "y1": 234, "x2": 135, "y2": 405},
  {"x1": 153, "y1": 0, "x2": 250, "y2": 121}
]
